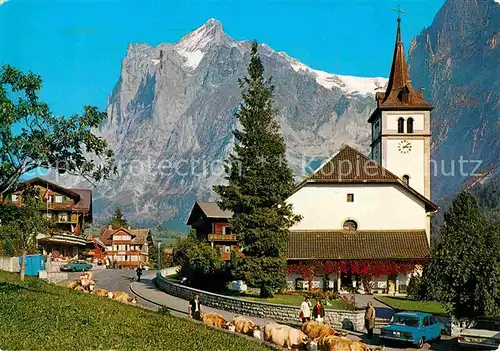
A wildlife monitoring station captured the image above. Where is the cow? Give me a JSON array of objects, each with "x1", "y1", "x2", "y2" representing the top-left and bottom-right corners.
[
  {"x1": 66, "y1": 281, "x2": 78, "y2": 289},
  {"x1": 310, "y1": 335, "x2": 374, "y2": 351},
  {"x1": 93, "y1": 288, "x2": 109, "y2": 297},
  {"x1": 263, "y1": 323, "x2": 309, "y2": 350},
  {"x1": 201, "y1": 312, "x2": 227, "y2": 329},
  {"x1": 228, "y1": 316, "x2": 258, "y2": 336},
  {"x1": 301, "y1": 320, "x2": 336, "y2": 339},
  {"x1": 73, "y1": 285, "x2": 87, "y2": 293},
  {"x1": 109, "y1": 291, "x2": 137, "y2": 304}
]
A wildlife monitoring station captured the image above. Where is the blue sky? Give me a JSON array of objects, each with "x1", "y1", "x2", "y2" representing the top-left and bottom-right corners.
[{"x1": 0, "y1": 0, "x2": 444, "y2": 117}]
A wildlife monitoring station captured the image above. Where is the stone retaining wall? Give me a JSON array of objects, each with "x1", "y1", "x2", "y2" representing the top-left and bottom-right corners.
[
  {"x1": 155, "y1": 273, "x2": 365, "y2": 331},
  {"x1": 0, "y1": 256, "x2": 20, "y2": 272}
]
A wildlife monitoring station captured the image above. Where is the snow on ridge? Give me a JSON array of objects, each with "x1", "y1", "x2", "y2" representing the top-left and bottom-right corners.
[{"x1": 277, "y1": 50, "x2": 387, "y2": 95}]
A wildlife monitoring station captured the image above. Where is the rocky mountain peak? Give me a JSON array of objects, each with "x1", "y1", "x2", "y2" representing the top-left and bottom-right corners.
[{"x1": 177, "y1": 18, "x2": 227, "y2": 52}]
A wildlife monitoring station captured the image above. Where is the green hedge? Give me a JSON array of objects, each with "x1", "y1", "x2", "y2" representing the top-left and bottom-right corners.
[{"x1": 0, "y1": 271, "x2": 272, "y2": 351}]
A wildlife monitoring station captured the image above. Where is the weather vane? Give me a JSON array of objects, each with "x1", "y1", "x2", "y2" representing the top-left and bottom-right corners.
[{"x1": 394, "y1": 4, "x2": 407, "y2": 21}]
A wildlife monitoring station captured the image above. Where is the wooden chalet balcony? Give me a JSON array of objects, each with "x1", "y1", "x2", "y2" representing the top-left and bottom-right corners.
[
  {"x1": 38, "y1": 202, "x2": 74, "y2": 210},
  {"x1": 207, "y1": 234, "x2": 237, "y2": 242},
  {"x1": 106, "y1": 250, "x2": 142, "y2": 255}
]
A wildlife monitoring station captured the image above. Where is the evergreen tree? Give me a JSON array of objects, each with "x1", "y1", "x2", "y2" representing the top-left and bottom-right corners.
[
  {"x1": 214, "y1": 41, "x2": 301, "y2": 298},
  {"x1": 109, "y1": 207, "x2": 128, "y2": 228},
  {"x1": 424, "y1": 191, "x2": 500, "y2": 321}
]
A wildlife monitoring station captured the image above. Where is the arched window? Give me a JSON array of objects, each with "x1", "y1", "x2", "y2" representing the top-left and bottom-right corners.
[
  {"x1": 343, "y1": 220, "x2": 358, "y2": 231},
  {"x1": 407, "y1": 118, "x2": 414, "y2": 133},
  {"x1": 398, "y1": 118, "x2": 405, "y2": 133},
  {"x1": 402, "y1": 175, "x2": 410, "y2": 185}
]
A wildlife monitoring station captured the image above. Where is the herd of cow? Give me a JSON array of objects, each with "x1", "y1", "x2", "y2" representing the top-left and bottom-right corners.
[
  {"x1": 200, "y1": 312, "x2": 384, "y2": 351},
  {"x1": 66, "y1": 272, "x2": 138, "y2": 304}
]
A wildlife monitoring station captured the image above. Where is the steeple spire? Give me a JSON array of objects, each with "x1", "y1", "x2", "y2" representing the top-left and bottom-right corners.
[{"x1": 376, "y1": 17, "x2": 432, "y2": 110}]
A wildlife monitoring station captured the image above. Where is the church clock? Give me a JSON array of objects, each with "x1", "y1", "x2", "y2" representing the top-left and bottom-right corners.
[{"x1": 397, "y1": 140, "x2": 412, "y2": 154}]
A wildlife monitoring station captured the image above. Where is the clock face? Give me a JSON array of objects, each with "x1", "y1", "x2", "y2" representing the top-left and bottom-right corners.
[{"x1": 398, "y1": 140, "x2": 412, "y2": 154}]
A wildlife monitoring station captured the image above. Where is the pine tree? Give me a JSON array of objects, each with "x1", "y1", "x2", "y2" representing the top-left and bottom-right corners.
[
  {"x1": 214, "y1": 41, "x2": 301, "y2": 298},
  {"x1": 424, "y1": 191, "x2": 500, "y2": 321},
  {"x1": 109, "y1": 207, "x2": 128, "y2": 229}
]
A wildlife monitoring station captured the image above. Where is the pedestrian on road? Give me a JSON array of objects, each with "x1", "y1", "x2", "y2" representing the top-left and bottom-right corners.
[
  {"x1": 300, "y1": 296, "x2": 312, "y2": 323},
  {"x1": 365, "y1": 301, "x2": 376, "y2": 338},
  {"x1": 312, "y1": 299, "x2": 325, "y2": 323},
  {"x1": 136, "y1": 266, "x2": 143, "y2": 282},
  {"x1": 188, "y1": 294, "x2": 202, "y2": 321}
]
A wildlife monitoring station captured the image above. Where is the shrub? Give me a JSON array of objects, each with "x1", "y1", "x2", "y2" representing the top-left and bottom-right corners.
[{"x1": 407, "y1": 274, "x2": 424, "y2": 300}]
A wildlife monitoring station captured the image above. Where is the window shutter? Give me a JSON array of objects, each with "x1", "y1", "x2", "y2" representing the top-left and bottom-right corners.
[
  {"x1": 7, "y1": 194, "x2": 12, "y2": 201},
  {"x1": 63, "y1": 195, "x2": 67, "y2": 202}
]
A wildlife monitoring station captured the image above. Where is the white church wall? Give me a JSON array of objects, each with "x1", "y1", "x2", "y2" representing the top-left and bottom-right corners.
[
  {"x1": 384, "y1": 112, "x2": 426, "y2": 132},
  {"x1": 288, "y1": 183, "x2": 427, "y2": 231}
]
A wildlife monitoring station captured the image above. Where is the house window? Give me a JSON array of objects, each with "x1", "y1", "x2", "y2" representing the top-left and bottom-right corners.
[
  {"x1": 55, "y1": 195, "x2": 63, "y2": 203},
  {"x1": 118, "y1": 245, "x2": 126, "y2": 251},
  {"x1": 402, "y1": 175, "x2": 410, "y2": 185},
  {"x1": 397, "y1": 118, "x2": 405, "y2": 133},
  {"x1": 295, "y1": 278, "x2": 305, "y2": 290},
  {"x1": 343, "y1": 220, "x2": 358, "y2": 231},
  {"x1": 223, "y1": 246, "x2": 230, "y2": 253},
  {"x1": 58, "y1": 212, "x2": 68, "y2": 222},
  {"x1": 11, "y1": 194, "x2": 19, "y2": 202},
  {"x1": 346, "y1": 193, "x2": 354, "y2": 202},
  {"x1": 407, "y1": 118, "x2": 414, "y2": 133},
  {"x1": 222, "y1": 226, "x2": 232, "y2": 235}
]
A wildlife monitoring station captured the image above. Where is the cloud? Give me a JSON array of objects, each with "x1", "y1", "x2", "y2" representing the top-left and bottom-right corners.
[{"x1": 0, "y1": 0, "x2": 9, "y2": 5}]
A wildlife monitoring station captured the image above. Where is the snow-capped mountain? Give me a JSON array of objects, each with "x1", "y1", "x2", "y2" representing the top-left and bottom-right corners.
[{"x1": 60, "y1": 18, "x2": 387, "y2": 228}]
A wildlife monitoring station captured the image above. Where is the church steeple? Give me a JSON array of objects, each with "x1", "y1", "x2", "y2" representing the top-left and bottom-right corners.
[{"x1": 375, "y1": 18, "x2": 432, "y2": 110}]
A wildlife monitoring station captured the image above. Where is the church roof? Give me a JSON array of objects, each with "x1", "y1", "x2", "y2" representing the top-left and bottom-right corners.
[
  {"x1": 287, "y1": 230, "x2": 429, "y2": 260},
  {"x1": 368, "y1": 19, "x2": 432, "y2": 122},
  {"x1": 295, "y1": 145, "x2": 438, "y2": 212}
]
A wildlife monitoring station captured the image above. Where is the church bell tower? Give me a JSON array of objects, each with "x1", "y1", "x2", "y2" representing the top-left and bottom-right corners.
[{"x1": 368, "y1": 18, "x2": 433, "y2": 200}]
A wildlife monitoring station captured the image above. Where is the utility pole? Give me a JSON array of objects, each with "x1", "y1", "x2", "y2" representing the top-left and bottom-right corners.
[{"x1": 157, "y1": 241, "x2": 161, "y2": 272}]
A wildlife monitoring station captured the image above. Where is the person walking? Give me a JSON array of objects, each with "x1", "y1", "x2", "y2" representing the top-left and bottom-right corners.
[
  {"x1": 188, "y1": 294, "x2": 202, "y2": 321},
  {"x1": 136, "y1": 265, "x2": 143, "y2": 282},
  {"x1": 365, "y1": 301, "x2": 376, "y2": 338},
  {"x1": 300, "y1": 297, "x2": 312, "y2": 323},
  {"x1": 312, "y1": 299, "x2": 325, "y2": 323}
]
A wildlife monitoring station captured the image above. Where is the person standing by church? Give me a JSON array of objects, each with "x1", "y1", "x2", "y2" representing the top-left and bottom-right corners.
[
  {"x1": 188, "y1": 294, "x2": 202, "y2": 321},
  {"x1": 312, "y1": 299, "x2": 325, "y2": 323},
  {"x1": 300, "y1": 296, "x2": 312, "y2": 323},
  {"x1": 365, "y1": 301, "x2": 376, "y2": 338}
]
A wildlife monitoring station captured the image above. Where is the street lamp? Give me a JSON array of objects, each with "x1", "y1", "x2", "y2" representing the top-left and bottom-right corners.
[{"x1": 157, "y1": 241, "x2": 161, "y2": 272}]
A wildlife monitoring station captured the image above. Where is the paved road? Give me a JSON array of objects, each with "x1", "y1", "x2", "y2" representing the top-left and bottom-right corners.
[{"x1": 63, "y1": 270, "x2": 458, "y2": 351}]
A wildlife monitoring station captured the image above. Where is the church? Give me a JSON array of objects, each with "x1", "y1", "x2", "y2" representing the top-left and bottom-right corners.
[
  {"x1": 285, "y1": 17, "x2": 438, "y2": 294},
  {"x1": 186, "y1": 18, "x2": 438, "y2": 295}
]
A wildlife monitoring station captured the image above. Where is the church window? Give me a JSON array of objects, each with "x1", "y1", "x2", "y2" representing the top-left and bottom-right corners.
[
  {"x1": 397, "y1": 118, "x2": 405, "y2": 133},
  {"x1": 402, "y1": 175, "x2": 410, "y2": 185},
  {"x1": 407, "y1": 118, "x2": 414, "y2": 133},
  {"x1": 346, "y1": 194, "x2": 354, "y2": 202},
  {"x1": 343, "y1": 220, "x2": 358, "y2": 231}
]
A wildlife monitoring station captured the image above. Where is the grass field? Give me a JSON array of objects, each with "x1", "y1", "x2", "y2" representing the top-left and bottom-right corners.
[
  {"x1": 225, "y1": 292, "x2": 356, "y2": 311},
  {"x1": 376, "y1": 296, "x2": 447, "y2": 315},
  {"x1": 0, "y1": 271, "x2": 272, "y2": 351}
]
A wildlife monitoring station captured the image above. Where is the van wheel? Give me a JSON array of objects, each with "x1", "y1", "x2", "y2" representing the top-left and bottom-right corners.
[{"x1": 417, "y1": 337, "x2": 424, "y2": 348}]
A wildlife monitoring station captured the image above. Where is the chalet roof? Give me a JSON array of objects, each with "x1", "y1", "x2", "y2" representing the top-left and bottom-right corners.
[
  {"x1": 186, "y1": 201, "x2": 233, "y2": 225},
  {"x1": 295, "y1": 145, "x2": 438, "y2": 212},
  {"x1": 100, "y1": 227, "x2": 151, "y2": 245},
  {"x1": 287, "y1": 230, "x2": 429, "y2": 260},
  {"x1": 368, "y1": 19, "x2": 432, "y2": 122},
  {"x1": 19, "y1": 177, "x2": 81, "y2": 199}
]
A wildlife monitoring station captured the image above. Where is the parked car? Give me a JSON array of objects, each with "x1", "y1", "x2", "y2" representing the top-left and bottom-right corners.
[
  {"x1": 60, "y1": 260, "x2": 93, "y2": 272},
  {"x1": 457, "y1": 319, "x2": 500, "y2": 350},
  {"x1": 380, "y1": 311, "x2": 443, "y2": 348}
]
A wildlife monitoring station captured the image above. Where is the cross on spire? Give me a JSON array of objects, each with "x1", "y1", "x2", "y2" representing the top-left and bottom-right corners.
[{"x1": 394, "y1": 4, "x2": 406, "y2": 22}]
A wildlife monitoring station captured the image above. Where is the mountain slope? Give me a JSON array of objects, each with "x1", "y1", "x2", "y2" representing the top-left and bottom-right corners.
[
  {"x1": 408, "y1": 0, "x2": 500, "y2": 199},
  {"x1": 66, "y1": 19, "x2": 387, "y2": 228}
]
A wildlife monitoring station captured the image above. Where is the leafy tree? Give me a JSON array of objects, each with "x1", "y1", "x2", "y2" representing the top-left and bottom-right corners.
[
  {"x1": 0, "y1": 65, "x2": 115, "y2": 195},
  {"x1": 424, "y1": 191, "x2": 500, "y2": 321},
  {"x1": 214, "y1": 41, "x2": 301, "y2": 298},
  {"x1": 108, "y1": 207, "x2": 128, "y2": 228},
  {"x1": 149, "y1": 242, "x2": 173, "y2": 269},
  {"x1": 174, "y1": 235, "x2": 226, "y2": 291},
  {"x1": 0, "y1": 187, "x2": 49, "y2": 280}
]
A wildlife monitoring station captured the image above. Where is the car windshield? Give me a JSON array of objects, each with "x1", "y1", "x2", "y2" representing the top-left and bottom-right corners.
[{"x1": 390, "y1": 315, "x2": 420, "y2": 327}]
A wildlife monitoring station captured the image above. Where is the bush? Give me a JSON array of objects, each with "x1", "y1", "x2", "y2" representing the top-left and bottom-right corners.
[{"x1": 407, "y1": 274, "x2": 425, "y2": 300}]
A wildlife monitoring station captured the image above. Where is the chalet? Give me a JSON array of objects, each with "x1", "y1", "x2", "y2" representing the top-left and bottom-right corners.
[
  {"x1": 2, "y1": 177, "x2": 93, "y2": 260},
  {"x1": 186, "y1": 201, "x2": 239, "y2": 260},
  {"x1": 100, "y1": 226, "x2": 153, "y2": 268}
]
